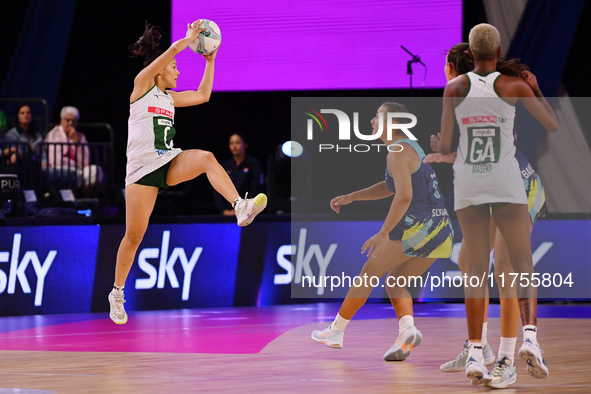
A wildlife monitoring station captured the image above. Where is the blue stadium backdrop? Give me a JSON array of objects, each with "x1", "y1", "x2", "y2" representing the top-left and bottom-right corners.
[{"x1": 0, "y1": 220, "x2": 589, "y2": 316}]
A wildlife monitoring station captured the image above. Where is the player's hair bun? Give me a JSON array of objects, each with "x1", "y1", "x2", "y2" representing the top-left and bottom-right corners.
[{"x1": 130, "y1": 22, "x2": 164, "y2": 67}]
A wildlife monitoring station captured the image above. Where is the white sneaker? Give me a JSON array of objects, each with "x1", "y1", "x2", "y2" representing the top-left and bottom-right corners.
[
  {"x1": 485, "y1": 357, "x2": 517, "y2": 389},
  {"x1": 465, "y1": 356, "x2": 492, "y2": 385},
  {"x1": 383, "y1": 325, "x2": 423, "y2": 361},
  {"x1": 234, "y1": 193, "x2": 267, "y2": 226},
  {"x1": 108, "y1": 291, "x2": 128, "y2": 324},
  {"x1": 440, "y1": 340, "x2": 495, "y2": 372},
  {"x1": 311, "y1": 325, "x2": 344, "y2": 349},
  {"x1": 518, "y1": 339, "x2": 548, "y2": 379}
]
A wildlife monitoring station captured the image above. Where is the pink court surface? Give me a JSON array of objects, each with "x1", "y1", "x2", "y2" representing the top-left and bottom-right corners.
[{"x1": 1, "y1": 303, "x2": 590, "y2": 393}]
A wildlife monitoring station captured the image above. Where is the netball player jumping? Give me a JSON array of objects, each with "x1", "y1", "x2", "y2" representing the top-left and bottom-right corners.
[
  {"x1": 311, "y1": 102, "x2": 454, "y2": 361},
  {"x1": 438, "y1": 24, "x2": 557, "y2": 385},
  {"x1": 108, "y1": 21, "x2": 267, "y2": 324}
]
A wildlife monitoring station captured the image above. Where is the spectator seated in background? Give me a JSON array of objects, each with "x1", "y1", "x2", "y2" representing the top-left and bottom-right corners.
[
  {"x1": 43, "y1": 106, "x2": 103, "y2": 192},
  {"x1": 214, "y1": 132, "x2": 264, "y2": 215},
  {"x1": 3, "y1": 103, "x2": 43, "y2": 165}
]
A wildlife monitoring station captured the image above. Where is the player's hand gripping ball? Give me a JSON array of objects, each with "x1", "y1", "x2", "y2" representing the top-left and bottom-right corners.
[{"x1": 187, "y1": 19, "x2": 221, "y2": 55}]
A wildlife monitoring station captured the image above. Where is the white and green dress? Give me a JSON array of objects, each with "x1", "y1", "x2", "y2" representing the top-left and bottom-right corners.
[
  {"x1": 125, "y1": 85, "x2": 182, "y2": 186},
  {"x1": 452, "y1": 71, "x2": 527, "y2": 210}
]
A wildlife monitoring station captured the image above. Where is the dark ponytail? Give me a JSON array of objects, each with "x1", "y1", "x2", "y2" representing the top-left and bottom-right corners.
[
  {"x1": 446, "y1": 42, "x2": 529, "y2": 77},
  {"x1": 129, "y1": 22, "x2": 164, "y2": 67},
  {"x1": 446, "y1": 43, "x2": 473, "y2": 75},
  {"x1": 495, "y1": 58, "x2": 529, "y2": 77}
]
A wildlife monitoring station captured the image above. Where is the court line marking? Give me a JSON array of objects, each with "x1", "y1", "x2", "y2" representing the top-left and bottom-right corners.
[
  {"x1": 0, "y1": 372, "x2": 588, "y2": 388},
  {"x1": 0, "y1": 321, "x2": 302, "y2": 340}
]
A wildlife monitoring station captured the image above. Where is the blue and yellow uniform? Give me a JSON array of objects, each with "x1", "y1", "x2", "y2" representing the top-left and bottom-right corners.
[
  {"x1": 385, "y1": 139, "x2": 454, "y2": 258},
  {"x1": 514, "y1": 144, "x2": 546, "y2": 223}
]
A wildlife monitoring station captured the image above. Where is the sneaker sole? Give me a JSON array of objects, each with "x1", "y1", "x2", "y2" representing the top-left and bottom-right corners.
[
  {"x1": 440, "y1": 364, "x2": 464, "y2": 373},
  {"x1": 108, "y1": 296, "x2": 128, "y2": 325},
  {"x1": 238, "y1": 194, "x2": 267, "y2": 226},
  {"x1": 466, "y1": 369, "x2": 492, "y2": 386},
  {"x1": 383, "y1": 330, "x2": 422, "y2": 361},
  {"x1": 254, "y1": 193, "x2": 267, "y2": 207},
  {"x1": 109, "y1": 309, "x2": 128, "y2": 324},
  {"x1": 110, "y1": 316, "x2": 128, "y2": 324},
  {"x1": 310, "y1": 332, "x2": 342, "y2": 349},
  {"x1": 518, "y1": 348, "x2": 548, "y2": 379},
  {"x1": 485, "y1": 374, "x2": 517, "y2": 389}
]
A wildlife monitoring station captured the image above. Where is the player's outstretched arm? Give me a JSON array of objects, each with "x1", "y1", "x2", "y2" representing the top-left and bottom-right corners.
[
  {"x1": 132, "y1": 21, "x2": 205, "y2": 99},
  {"x1": 169, "y1": 49, "x2": 218, "y2": 107},
  {"x1": 350, "y1": 181, "x2": 394, "y2": 201},
  {"x1": 330, "y1": 181, "x2": 394, "y2": 213}
]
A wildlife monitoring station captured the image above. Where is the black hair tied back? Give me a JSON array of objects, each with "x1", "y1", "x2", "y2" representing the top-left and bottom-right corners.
[
  {"x1": 129, "y1": 22, "x2": 164, "y2": 67},
  {"x1": 446, "y1": 42, "x2": 529, "y2": 78}
]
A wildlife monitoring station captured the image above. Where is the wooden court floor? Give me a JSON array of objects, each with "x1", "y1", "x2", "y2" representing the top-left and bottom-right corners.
[{"x1": 0, "y1": 305, "x2": 590, "y2": 393}]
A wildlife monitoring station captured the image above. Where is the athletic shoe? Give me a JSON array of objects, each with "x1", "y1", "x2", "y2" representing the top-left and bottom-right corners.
[
  {"x1": 383, "y1": 325, "x2": 423, "y2": 361},
  {"x1": 518, "y1": 339, "x2": 549, "y2": 379},
  {"x1": 235, "y1": 193, "x2": 267, "y2": 227},
  {"x1": 465, "y1": 356, "x2": 492, "y2": 385},
  {"x1": 311, "y1": 325, "x2": 344, "y2": 349},
  {"x1": 483, "y1": 342, "x2": 495, "y2": 365},
  {"x1": 485, "y1": 357, "x2": 517, "y2": 389},
  {"x1": 440, "y1": 340, "x2": 496, "y2": 372},
  {"x1": 108, "y1": 291, "x2": 128, "y2": 324}
]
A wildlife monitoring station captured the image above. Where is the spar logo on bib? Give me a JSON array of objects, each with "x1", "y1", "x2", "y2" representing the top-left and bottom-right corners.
[
  {"x1": 148, "y1": 106, "x2": 173, "y2": 118},
  {"x1": 461, "y1": 116, "x2": 499, "y2": 125}
]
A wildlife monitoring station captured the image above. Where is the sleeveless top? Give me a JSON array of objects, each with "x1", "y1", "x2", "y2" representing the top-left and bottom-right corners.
[
  {"x1": 125, "y1": 85, "x2": 182, "y2": 186},
  {"x1": 385, "y1": 139, "x2": 448, "y2": 218},
  {"x1": 452, "y1": 71, "x2": 527, "y2": 210}
]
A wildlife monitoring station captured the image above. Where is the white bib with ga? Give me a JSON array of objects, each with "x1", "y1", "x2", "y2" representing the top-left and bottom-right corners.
[{"x1": 452, "y1": 71, "x2": 526, "y2": 210}]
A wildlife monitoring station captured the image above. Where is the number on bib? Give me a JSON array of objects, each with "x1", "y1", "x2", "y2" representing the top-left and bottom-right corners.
[
  {"x1": 153, "y1": 117, "x2": 176, "y2": 150},
  {"x1": 427, "y1": 173, "x2": 442, "y2": 203},
  {"x1": 465, "y1": 126, "x2": 501, "y2": 164}
]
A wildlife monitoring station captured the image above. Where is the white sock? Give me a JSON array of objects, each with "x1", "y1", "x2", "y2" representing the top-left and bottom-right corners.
[
  {"x1": 330, "y1": 313, "x2": 350, "y2": 332},
  {"x1": 398, "y1": 315, "x2": 414, "y2": 334},
  {"x1": 498, "y1": 337, "x2": 517, "y2": 364},
  {"x1": 468, "y1": 341, "x2": 484, "y2": 362},
  {"x1": 112, "y1": 284, "x2": 124, "y2": 296},
  {"x1": 481, "y1": 322, "x2": 488, "y2": 347},
  {"x1": 523, "y1": 324, "x2": 538, "y2": 344}
]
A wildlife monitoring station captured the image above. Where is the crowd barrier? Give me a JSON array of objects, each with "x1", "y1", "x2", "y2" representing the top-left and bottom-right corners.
[{"x1": 0, "y1": 140, "x2": 112, "y2": 206}]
